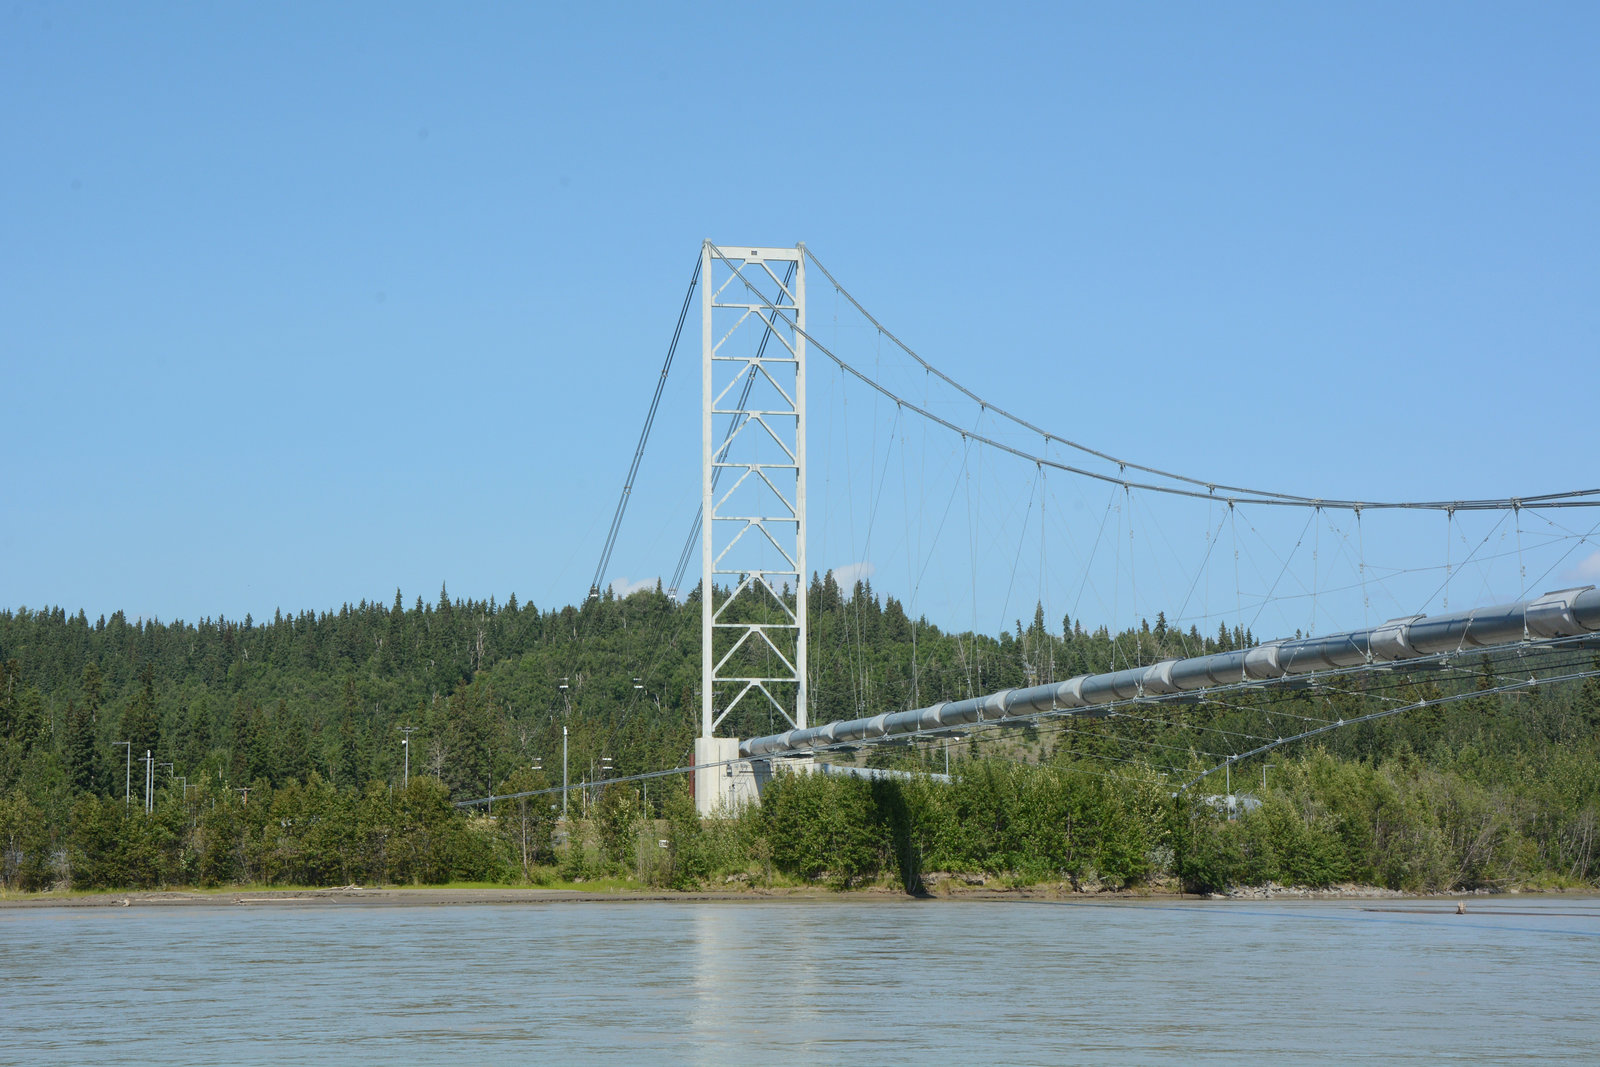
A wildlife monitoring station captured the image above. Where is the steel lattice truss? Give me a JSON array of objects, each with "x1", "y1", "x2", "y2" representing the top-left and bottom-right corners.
[{"x1": 701, "y1": 243, "x2": 808, "y2": 738}]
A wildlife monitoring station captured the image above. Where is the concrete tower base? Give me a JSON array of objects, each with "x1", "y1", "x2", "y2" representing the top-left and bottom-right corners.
[
  {"x1": 693, "y1": 740, "x2": 816, "y2": 817},
  {"x1": 693, "y1": 737, "x2": 759, "y2": 817}
]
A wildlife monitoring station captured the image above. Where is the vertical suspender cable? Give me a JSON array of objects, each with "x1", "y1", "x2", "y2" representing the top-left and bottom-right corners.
[
  {"x1": 1443, "y1": 507, "x2": 1452, "y2": 611},
  {"x1": 1515, "y1": 501, "x2": 1526, "y2": 598}
]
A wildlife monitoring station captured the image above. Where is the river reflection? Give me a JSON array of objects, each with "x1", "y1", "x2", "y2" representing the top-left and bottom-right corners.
[{"x1": 3, "y1": 897, "x2": 1597, "y2": 1064}]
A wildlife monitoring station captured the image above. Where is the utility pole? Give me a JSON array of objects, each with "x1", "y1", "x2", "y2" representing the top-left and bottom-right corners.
[
  {"x1": 399, "y1": 725, "x2": 417, "y2": 788},
  {"x1": 559, "y1": 678, "x2": 572, "y2": 820}
]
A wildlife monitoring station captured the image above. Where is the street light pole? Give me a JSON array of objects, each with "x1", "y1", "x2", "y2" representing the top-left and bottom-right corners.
[
  {"x1": 559, "y1": 677, "x2": 572, "y2": 820},
  {"x1": 144, "y1": 750, "x2": 153, "y2": 813},
  {"x1": 399, "y1": 725, "x2": 417, "y2": 788}
]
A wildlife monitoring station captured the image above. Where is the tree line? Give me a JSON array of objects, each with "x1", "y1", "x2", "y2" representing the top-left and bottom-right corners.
[{"x1": 2, "y1": 579, "x2": 1597, "y2": 893}]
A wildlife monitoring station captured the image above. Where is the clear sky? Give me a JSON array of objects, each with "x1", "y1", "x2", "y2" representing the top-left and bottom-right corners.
[{"x1": 4, "y1": 2, "x2": 1597, "y2": 636}]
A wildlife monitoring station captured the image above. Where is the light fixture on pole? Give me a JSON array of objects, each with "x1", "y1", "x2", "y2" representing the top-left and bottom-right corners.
[
  {"x1": 558, "y1": 678, "x2": 572, "y2": 819},
  {"x1": 598, "y1": 756, "x2": 614, "y2": 817},
  {"x1": 399, "y1": 725, "x2": 417, "y2": 788}
]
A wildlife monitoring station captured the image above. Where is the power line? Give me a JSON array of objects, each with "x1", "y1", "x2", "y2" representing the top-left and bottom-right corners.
[{"x1": 1179, "y1": 665, "x2": 1600, "y2": 792}]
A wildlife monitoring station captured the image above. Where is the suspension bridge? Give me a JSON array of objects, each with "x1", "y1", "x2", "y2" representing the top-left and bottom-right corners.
[{"x1": 473, "y1": 241, "x2": 1600, "y2": 816}]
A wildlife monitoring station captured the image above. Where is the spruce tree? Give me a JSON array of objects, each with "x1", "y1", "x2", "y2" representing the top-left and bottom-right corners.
[
  {"x1": 65, "y1": 701, "x2": 98, "y2": 796},
  {"x1": 121, "y1": 665, "x2": 160, "y2": 757}
]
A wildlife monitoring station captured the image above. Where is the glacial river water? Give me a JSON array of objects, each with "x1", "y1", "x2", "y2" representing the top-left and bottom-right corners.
[{"x1": 3, "y1": 896, "x2": 1598, "y2": 1065}]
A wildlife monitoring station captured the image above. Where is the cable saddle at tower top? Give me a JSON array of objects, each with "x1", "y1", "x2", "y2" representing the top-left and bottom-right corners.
[{"x1": 738, "y1": 585, "x2": 1600, "y2": 759}]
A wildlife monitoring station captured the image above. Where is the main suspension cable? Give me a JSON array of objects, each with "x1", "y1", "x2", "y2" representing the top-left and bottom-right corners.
[
  {"x1": 723, "y1": 245, "x2": 1600, "y2": 513},
  {"x1": 591, "y1": 254, "x2": 702, "y2": 598}
]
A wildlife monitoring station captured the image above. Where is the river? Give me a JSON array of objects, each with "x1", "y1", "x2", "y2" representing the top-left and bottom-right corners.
[{"x1": 3, "y1": 896, "x2": 1597, "y2": 1064}]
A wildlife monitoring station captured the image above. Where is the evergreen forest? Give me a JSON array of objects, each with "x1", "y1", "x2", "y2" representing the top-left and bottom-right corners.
[{"x1": 2, "y1": 578, "x2": 1598, "y2": 895}]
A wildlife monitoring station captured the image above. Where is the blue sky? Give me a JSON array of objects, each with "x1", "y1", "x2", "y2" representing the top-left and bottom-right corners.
[{"x1": 4, "y1": 2, "x2": 1597, "y2": 637}]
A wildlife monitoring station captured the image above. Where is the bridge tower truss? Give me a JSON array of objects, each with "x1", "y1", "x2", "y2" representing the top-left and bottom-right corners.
[{"x1": 696, "y1": 243, "x2": 807, "y2": 810}]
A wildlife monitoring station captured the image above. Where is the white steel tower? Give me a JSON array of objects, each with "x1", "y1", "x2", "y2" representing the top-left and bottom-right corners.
[{"x1": 695, "y1": 242, "x2": 806, "y2": 813}]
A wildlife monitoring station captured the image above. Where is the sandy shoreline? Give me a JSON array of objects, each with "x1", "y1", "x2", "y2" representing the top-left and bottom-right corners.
[
  {"x1": 0, "y1": 886, "x2": 804, "y2": 909},
  {"x1": 6, "y1": 882, "x2": 1589, "y2": 909},
  {"x1": 1, "y1": 885, "x2": 1121, "y2": 909}
]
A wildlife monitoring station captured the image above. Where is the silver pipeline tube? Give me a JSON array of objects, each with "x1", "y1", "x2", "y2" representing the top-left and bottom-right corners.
[{"x1": 740, "y1": 585, "x2": 1600, "y2": 759}]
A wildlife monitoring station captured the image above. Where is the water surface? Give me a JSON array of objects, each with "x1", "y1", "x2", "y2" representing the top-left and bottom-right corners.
[{"x1": 3, "y1": 896, "x2": 1597, "y2": 1064}]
